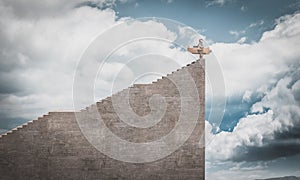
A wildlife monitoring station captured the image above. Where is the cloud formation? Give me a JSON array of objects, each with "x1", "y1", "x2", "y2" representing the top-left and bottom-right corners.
[
  {"x1": 0, "y1": 0, "x2": 129, "y2": 17},
  {"x1": 0, "y1": 2, "x2": 122, "y2": 121},
  {"x1": 206, "y1": 13, "x2": 300, "y2": 178},
  {"x1": 206, "y1": 0, "x2": 232, "y2": 7},
  {"x1": 0, "y1": 1, "x2": 299, "y2": 179},
  {"x1": 0, "y1": 0, "x2": 196, "y2": 132}
]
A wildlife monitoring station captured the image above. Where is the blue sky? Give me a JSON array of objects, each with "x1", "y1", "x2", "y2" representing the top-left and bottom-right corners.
[
  {"x1": 112, "y1": 0, "x2": 299, "y2": 43},
  {"x1": 0, "y1": 0, "x2": 300, "y2": 179},
  {"x1": 109, "y1": 0, "x2": 300, "y2": 132},
  {"x1": 105, "y1": 0, "x2": 300, "y2": 133}
]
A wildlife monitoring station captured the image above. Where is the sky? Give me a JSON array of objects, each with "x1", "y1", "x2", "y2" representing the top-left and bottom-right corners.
[{"x1": 0, "y1": 0, "x2": 300, "y2": 179}]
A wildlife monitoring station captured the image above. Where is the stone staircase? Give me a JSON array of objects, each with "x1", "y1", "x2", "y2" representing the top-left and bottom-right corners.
[
  {"x1": 0, "y1": 116, "x2": 44, "y2": 138},
  {"x1": 0, "y1": 59, "x2": 202, "y2": 139},
  {"x1": 0, "y1": 59, "x2": 205, "y2": 180}
]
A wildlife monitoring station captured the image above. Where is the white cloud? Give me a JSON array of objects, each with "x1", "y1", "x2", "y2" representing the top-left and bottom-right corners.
[
  {"x1": 92, "y1": 23, "x2": 190, "y2": 99},
  {"x1": 1, "y1": 1, "x2": 299, "y2": 178},
  {"x1": 0, "y1": 0, "x2": 131, "y2": 17},
  {"x1": 0, "y1": 5, "x2": 119, "y2": 119},
  {"x1": 228, "y1": 19, "x2": 264, "y2": 41},
  {"x1": 161, "y1": 0, "x2": 174, "y2": 4},
  {"x1": 206, "y1": 12, "x2": 300, "y2": 178},
  {"x1": 206, "y1": 0, "x2": 230, "y2": 7},
  {"x1": 211, "y1": 13, "x2": 300, "y2": 96},
  {"x1": 242, "y1": 90, "x2": 252, "y2": 102},
  {"x1": 134, "y1": 2, "x2": 139, "y2": 8},
  {"x1": 240, "y1": 6, "x2": 247, "y2": 12},
  {"x1": 207, "y1": 109, "x2": 275, "y2": 161},
  {"x1": 237, "y1": 36, "x2": 247, "y2": 44},
  {"x1": 0, "y1": 1, "x2": 196, "y2": 124},
  {"x1": 229, "y1": 30, "x2": 246, "y2": 37},
  {"x1": 249, "y1": 19, "x2": 264, "y2": 28}
]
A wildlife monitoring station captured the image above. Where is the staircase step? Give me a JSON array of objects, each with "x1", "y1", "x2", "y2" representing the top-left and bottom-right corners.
[{"x1": 0, "y1": 59, "x2": 202, "y2": 139}]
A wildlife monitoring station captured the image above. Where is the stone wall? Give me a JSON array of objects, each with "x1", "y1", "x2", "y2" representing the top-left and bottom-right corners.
[{"x1": 0, "y1": 60, "x2": 205, "y2": 180}]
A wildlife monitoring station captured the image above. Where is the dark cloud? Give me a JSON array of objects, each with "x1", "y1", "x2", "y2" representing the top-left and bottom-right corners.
[
  {"x1": 207, "y1": 69, "x2": 300, "y2": 163},
  {"x1": 257, "y1": 176, "x2": 300, "y2": 180},
  {"x1": 76, "y1": 1, "x2": 114, "y2": 9},
  {"x1": 0, "y1": 72, "x2": 35, "y2": 95},
  {"x1": 234, "y1": 144, "x2": 300, "y2": 162},
  {"x1": 0, "y1": 80, "x2": 22, "y2": 94},
  {"x1": 76, "y1": 0, "x2": 136, "y2": 11},
  {"x1": 233, "y1": 131, "x2": 300, "y2": 162}
]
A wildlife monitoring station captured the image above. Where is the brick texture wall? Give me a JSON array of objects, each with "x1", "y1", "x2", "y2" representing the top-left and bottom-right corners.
[{"x1": 0, "y1": 60, "x2": 205, "y2": 180}]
